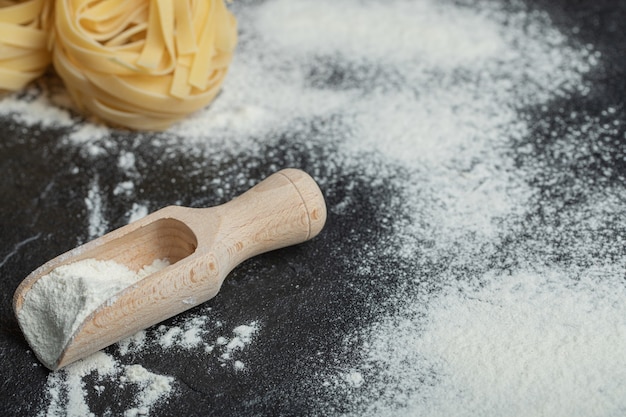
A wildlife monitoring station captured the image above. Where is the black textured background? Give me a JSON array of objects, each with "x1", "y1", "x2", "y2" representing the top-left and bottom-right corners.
[{"x1": 1, "y1": 0, "x2": 625, "y2": 416}]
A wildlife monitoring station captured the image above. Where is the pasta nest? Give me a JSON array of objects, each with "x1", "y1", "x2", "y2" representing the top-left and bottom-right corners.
[
  {"x1": 53, "y1": 0, "x2": 237, "y2": 130},
  {"x1": 0, "y1": 0, "x2": 53, "y2": 92}
]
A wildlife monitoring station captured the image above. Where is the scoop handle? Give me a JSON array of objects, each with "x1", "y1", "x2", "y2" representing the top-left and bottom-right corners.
[{"x1": 205, "y1": 168, "x2": 327, "y2": 267}]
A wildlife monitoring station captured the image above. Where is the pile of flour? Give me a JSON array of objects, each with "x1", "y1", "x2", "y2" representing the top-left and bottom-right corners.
[{"x1": 18, "y1": 258, "x2": 169, "y2": 369}]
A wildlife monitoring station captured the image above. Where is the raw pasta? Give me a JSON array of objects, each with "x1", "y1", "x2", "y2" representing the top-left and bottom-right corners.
[
  {"x1": 0, "y1": 0, "x2": 52, "y2": 91},
  {"x1": 53, "y1": 0, "x2": 237, "y2": 130}
]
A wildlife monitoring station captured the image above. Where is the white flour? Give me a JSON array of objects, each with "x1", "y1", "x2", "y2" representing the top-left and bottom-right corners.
[
  {"x1": 41, "y1": 351, "x2": 174, "y2": 417},
  {"x1": 84, "y1": 178, "x2": 107, "y2": 240},
  {"x1": 2, "y1": 0, "x2": 624, "y2": 415},
  {"x1": 340, "y1": 267, "x2": 626, "y2": 417},
  {"x1": 123, "y1": 365, "x2": 175, "y2": 417},
  {"x1": 122, "y1": 317, "x2": 259, "y2": 369},
  {"x1": 220, "y1": 323, "x2": 259, "y2": 366},
  {"x1": 37, "y1": 317, "x2": 260, "y2": 416},
  {"x1": 18, "y1": 258, "x2": 169, "y2": 369}
]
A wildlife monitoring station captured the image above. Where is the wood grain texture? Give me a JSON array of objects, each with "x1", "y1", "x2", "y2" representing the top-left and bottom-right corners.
[{"x1": 13, "y1": 168, "x2": 327, "y2": 370}]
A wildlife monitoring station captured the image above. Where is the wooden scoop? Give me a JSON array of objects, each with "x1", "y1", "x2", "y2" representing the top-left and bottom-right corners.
[{"x1": 13, "y1": 168, "x2": 326, "y2": 370}]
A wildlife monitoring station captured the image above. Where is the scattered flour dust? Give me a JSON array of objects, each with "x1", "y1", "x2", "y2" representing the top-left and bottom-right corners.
[
  {"x1": 341, "y1": 267, "x2": 626, "y2": 417},
  {"x1": 84, "y1": 177, "x2": 107, "y2": 240},
  {"x1": 126, "y1": 202, "x2": 149, "y2": 223},
  {"x1": 123, "y1": 365, "x2": 175, "y2": 417},
  {"x1": 124, "y1": 316, "x2": 260, "y2": 370},
  {"x1": 41, "y1": 351, "x2": 174, "y2": 417},
  {"x1": 39, "y1": 317, "x2": 261, "y2": 416}
]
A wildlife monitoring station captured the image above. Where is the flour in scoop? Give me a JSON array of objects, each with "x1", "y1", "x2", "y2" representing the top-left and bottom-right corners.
[{"x1": 17, "y1": 258, "x2": 169, "y2": 369}]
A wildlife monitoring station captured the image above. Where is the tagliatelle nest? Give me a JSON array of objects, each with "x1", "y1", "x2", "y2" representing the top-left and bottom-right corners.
[
  {"x1": 53, "y1": 0, "x2": 237, "y2": 130},
  {"x1": 0, "y1": 0, "x2": 52, "y2": 91}
]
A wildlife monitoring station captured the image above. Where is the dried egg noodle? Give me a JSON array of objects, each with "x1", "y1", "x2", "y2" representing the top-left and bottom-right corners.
[
  {"x1": 53, "y1": 0, "x2": 237, "y2": 130},
  {"x1": 0, "y1": 0, "x2": 52, "y2": 91}
]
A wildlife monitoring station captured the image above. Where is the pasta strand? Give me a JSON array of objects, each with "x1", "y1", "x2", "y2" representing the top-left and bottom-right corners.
[{"x1": 0, "y1": 0, "x2": 52, "y2": 91}]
